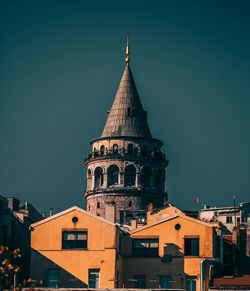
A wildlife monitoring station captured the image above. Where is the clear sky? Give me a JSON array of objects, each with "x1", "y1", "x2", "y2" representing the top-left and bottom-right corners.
[{"x1": 1, "y1": 0, "x2": 250, "y2": 215}]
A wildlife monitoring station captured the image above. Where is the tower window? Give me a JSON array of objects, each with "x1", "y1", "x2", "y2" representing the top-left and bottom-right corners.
[
  {"x1": 107, "y1": 165, "x2": 119, "y2": 186},
  {"x1": 141, "y1": 145, "x2": 148, "y2": 156},
  {"x1": 127, "y1": 143, "x2": 133, "y2": 154},
  {"x1": 127, "y1": 107, "x2": 131, "y2": 116},
  {"x1": 113, "y1": 144, "x2": 118, "y2": 153},
  {"x1": 155, "y1": 169, "x2": 164, "y2": 191},
  {"x1": 97, "y1": 202, "x2": 100, "y2": 209},
  {"x1": 94, "y1": 167, "x2": 103, "y2": 188},
  {"x1": 100, "y1": 145, "x2": 105, "y2": 156},
  {"x1": 129, "y1": 201, "x2": 132, "y2": 207},
  {"x1": 125, "y1": 165, "x2": 136, "y2": 186},
  {"x1": 141, "y1": 167, "x2": 151, "y2": 188}
]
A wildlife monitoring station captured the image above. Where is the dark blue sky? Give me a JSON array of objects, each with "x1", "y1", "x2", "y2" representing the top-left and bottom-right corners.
[{"x1": 1, "y1": 0, "x2": 250, "y2": 214}]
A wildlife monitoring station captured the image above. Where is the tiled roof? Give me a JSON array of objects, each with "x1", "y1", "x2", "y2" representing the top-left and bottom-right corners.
[
  {"x1": 213, "y1": 275, "x2": 250, "y2": 287},
  {"x1": 101, "y1": 64, "x2": 152, "y2": 138}
]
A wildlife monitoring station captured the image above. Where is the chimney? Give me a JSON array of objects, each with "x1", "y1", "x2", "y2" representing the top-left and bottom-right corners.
[
  {"x1": 49, "y1": 208, "x2": 53, "y2": 216},
  {"x1": 131, "y1": 219, "x2": 137, "y2": 230}
]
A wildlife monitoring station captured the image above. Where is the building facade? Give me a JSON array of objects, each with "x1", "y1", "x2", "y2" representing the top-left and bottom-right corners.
[
  {"x1": 84, "y1": 42, "x2": 168, "y2": 223},
  {"x1": 30, "y1": 205, "x2": 220, "y2": 291}
]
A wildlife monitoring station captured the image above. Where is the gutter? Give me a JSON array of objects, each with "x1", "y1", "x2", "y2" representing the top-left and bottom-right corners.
[{"x1": 200, "y1": 257, "x2": 220, "y2": 291}]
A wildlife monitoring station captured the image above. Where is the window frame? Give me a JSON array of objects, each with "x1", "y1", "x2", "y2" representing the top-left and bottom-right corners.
[
  {"x1": 184, "y1": 238, "x2": 199, "y2": 256},
  {"x1": 133, "y1": 238, "x2": 159, "y2": 257},
  {"x1": 62, "y1": 230, "x2": 88, "y2": 250}
]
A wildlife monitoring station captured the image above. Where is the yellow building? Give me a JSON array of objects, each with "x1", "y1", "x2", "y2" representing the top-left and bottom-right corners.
[
  {"x1": 30, "y1": 206, "x2": 124, "y2": 288},
  {"x1": 30, "y1": 205, "x2": 219, "y2": 291}
]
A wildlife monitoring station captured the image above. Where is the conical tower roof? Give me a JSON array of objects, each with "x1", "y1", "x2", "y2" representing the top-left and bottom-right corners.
[{"x1": 101, "y1": 64, "x2": 152, "y2": 138}]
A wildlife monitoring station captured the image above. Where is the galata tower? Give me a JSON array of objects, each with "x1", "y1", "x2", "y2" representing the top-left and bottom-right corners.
[{"x1": 84, "y1": 37, "x2": 168, "y2": 224}]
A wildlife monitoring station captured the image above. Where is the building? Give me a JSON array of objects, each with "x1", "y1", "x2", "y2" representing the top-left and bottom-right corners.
[
  {"x1": 199, "y1": 202, "x2": 250, "y2": 232},
  {"x1": 0, "y1": 195, "x2": 42, "y2": 285},
  {"x1": 84, "y1": 37, "x2": 168, "y2": 224},
  {"x1": 30, "y1": 205, "x2": 220, "y2": 291}
]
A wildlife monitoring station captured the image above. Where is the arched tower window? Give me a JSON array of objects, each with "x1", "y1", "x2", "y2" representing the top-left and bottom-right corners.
[
  {"x1": 125, "y1": 165, "x2": 136, "y2": 186},
  {"x1": 97, "y1": 202, "x2": 100, "y2": 209},
  {"x1": 113, "y1": 144, "x2": 118, "y2": 153},
  {"x1": 100, "y1": 145, "x2": 105, "y2": 156},
  {"x1": 107, "y1": 165, "x2": 119, "y2": 186},
  {"x1": 156, "y1": 169, "x2": 164, "y2": 191},
  {"x1": 141, "y1": 145, "x2": 148, "y2": 156},
  {"x1": 127, "y1": 143, "x2": 133, "y2": 154},
  {"x1": 87, "y1": 169, "x2": 92, "y2": 191},
  {"x1": 94, "y1": 167, "x2": 103, "y2": 188},
  {"x1": 141, "y1": 166, "x2": 152, "y2": 188}
]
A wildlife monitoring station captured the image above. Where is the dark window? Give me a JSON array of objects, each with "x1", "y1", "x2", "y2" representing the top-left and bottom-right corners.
[
  {"x1": 186, "y1": 276, "x2": 197, "y2": 291},
  {"x1": 184, "y1": 238, "x2": 199, "y2": 256},
  {"x1": 160, "y1": 276, "x2": 171, "y2": 288},
  {"x1": 129, "y1": 201, "x2": 132, "y2": 207},
  {"x1": 62, "y1": 231, "x2": 87, "y2": 249},
  {"x1": 47, "y1": 269, "x2": 59, "y2": 288},
  {"x1": 135, "y1": 275, "x2": 146, "y2": 288},
  {"x1": 89, "y1": 269, "x2": 100, "y2": 288},
  {"x1": 127, "y1": 107, "x2": 131, "y2": 116},
  {"x1": 127, "y1": 143, "x2": 133, "y2": 154},
  {"x1": 141, "y1": 145, "x2": 147, "y2": 156},
  {"x1": 100, "y1": 145, "x2": 105, "y2": 156},
  {"x1": 97, "y1": 202, "x2": 100, "y2": 209},
  {"x1": 141, "y1": 167, "x2": 151, "y2": 188},
  {"x1": 226, "y1": 216, "x2": 232, "y2": 223},
  {"x1": 108, "y1": 165, "x2": 119, "y2": 186},
  {"x1": 120, "y1": 211, "x2": 124, "y2": 224},
  {"x1": 155, "y1": 169, "x2": 164, "y2": 191},
  {"x1": 125, "y1": 165, "x2": 136, "y2": 186},
  {"x1": 94, "y1": 167, "x2": 103, "y2": 188},
  {"x1": 133, "y1": 239, "x2": 159, "y2": 257}
]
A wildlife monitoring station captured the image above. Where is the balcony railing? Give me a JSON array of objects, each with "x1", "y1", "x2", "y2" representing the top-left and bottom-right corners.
[{"x1": 85, "y1": 148, "x2": 168, "y2": 164}]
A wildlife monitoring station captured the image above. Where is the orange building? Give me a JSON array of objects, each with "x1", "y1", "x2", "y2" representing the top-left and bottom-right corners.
[{"x1": 30, "y1": 205, "x2": 220, "y2": 291}]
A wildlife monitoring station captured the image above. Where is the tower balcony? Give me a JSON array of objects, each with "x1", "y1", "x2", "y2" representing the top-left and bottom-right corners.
[{"x1": 85, "y1": 148, "x2": 168, "y2": 166}]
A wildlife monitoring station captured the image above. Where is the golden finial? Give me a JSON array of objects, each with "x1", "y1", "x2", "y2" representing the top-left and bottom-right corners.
[{"x1": 125, "y1": 34, "x2": 130, "y2": 63}]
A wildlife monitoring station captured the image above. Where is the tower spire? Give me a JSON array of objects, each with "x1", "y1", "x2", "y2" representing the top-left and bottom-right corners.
[{"x1": 125, "y1": 34, "x2": 130, "y2": 63}]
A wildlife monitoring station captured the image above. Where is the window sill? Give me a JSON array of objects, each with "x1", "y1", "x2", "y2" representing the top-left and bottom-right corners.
[{"x1": 62, "y1": 248, "x2": 88, "y2": 251}]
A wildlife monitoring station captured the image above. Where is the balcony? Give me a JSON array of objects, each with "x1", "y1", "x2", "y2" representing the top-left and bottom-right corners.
[{"x1": 85, "y1": 148, "x2": 168, "y2": 165}]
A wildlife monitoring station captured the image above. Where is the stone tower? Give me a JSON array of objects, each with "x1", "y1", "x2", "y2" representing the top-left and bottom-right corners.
[{"x1": 84, "y1": 38, "x2": 168, "y2": 223}]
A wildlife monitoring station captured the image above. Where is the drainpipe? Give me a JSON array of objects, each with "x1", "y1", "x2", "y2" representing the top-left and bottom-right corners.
[{"x1": 200, "y1": 258, "x2": 220, "y2": 291}]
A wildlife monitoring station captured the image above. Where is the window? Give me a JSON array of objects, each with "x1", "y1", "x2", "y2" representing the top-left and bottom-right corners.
[
  {"x1": 47, "y1": 269, "x2": 59, "y2": 288},
  {"x1": 113, "y1": 144, "x2": 118, "y2": 153},
  {"x1": 97, "y1": 202, "x2": 100, "y2": 209},
  {"x1": 108, "y1": 165, "x2": 119, "y2": 186},
  {"x1": 226, "y1": 216, "x2": 232, "y2": 223},
  {"x1": 62, "y1": 231, "x2": 87, "y2": 249},
  {"x1": 127, "y1": 143, "x2": 133, "y2": 154},
  {"x1": 141, "y1": 145, "x2": 148, "y2": 156},
  {"x1": 127, "y1": 107, "x2": 131, "y2": 116},
  {"x1": 184, "y1": 238, "x2": 199, "y2": 256},
  {"x1": 129, "y1": 201, "x2": 132, "y2": 207},
  {"x1": 160, "y1": 276, "x2": 171, "y2": 288},
  {"x1": 186, "y1": 276, "x2": 197, "y2": 291},
  {"x1": 89, "y1": 269, "x2": 100, "y2": 288},
  {"x1": 155, "y1": 169, "x2": 164, "y2": 191},
  {"x1": 94, "y1": 167, "x2": 103, "y2": 188},
  {"x1": 100, "y1": 145, "x2": 105, "y2": 156},
  {"x1": 125, "y1": 165, "x2": 136, "y2": 186},
  {"x1": 133, "y1": 239, "x2": 159, "y2": 257},
  {"x1": 141, "y1": 167, "x2": 151, "y2": 188},
  {"x1": 135, "y1": 275, "x2": 146, "y2": 288}
]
